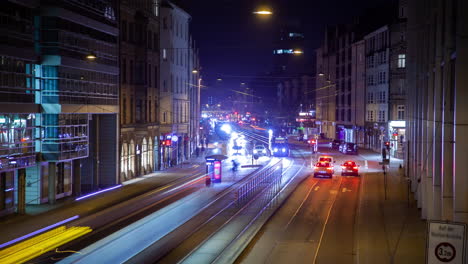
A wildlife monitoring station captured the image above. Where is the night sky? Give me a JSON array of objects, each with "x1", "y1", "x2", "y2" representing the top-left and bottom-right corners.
[{"x1": 183, "y1": 0, "x2": 392, "y2": 98}]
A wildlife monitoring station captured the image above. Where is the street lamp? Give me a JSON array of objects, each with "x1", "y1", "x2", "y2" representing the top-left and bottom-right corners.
[
  {"x1": 253, "y1": 10, "x2": 273, "y2": 15},
  {"x1": 292, "y1": 49, "x2": 304, "y2": 55},
  {"x1": 86, "y1": 52, "x2": 97, "y2": 60},
  {"x1": 192, "y1": 69, "x2": 199, "y2": 74}
]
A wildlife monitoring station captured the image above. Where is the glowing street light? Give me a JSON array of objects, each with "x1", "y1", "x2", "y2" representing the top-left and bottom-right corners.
[
  {"x1": 253, "y1": 10, "x2": 273, "y2": 15},
  {"x1": 86, "y1": 53, "x2": 97, "y2": 60},
  {"x1": 293, "y1": 49, "x2": 304, "y2": 55},
  {"x1": 192, "y1": 69, "x2": 199, "y2": 74}
]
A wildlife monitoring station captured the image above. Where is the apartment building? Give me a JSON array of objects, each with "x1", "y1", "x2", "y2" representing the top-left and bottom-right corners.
[{"x1": 119, "y1": 0, "x2": 160, "y2": 181}]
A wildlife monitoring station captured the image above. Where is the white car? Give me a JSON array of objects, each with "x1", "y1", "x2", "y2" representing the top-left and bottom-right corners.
[
  {"x1": 253, "y1": 145, "x2": 268, "y2": 156},
  {"x1": 312, "y1": 155, "x2": 335, "y2": 168}
]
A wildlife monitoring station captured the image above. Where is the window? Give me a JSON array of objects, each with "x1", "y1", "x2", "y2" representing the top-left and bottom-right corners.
[
  {"x1": 129, "y1": 60, "x2": 133, "y2": 84},
  {"x1": 147, "y1": 31, "x2": 152, "y2": 49},
  {"x1": 148, "y1": 64, "x2": 151, "y2": 87},
  {"x1": 129, "y1": 23, "x2": 135, "y2": 42},
  {"x1": 398, "y1": 54, "x2": 406, "y2": 68},
  {"x1": 367, "y1": 92, "x2": 374, "y2": 104},
  {"x1": 397, "y1": 105, "x2": 405, "y2": 120},
  {"x1": 122, "y1": 59, "x2": 126, "y2": 83},
  {"x1": 130, "y1": 96, "x2": 134, "y2": 123},
  {"x1": 378, "y1": 110, "x2": 386, "y2": 122},
  {"x1": 121, "y1": 20, "x2": 127, "y2": 42},
  {"x1": 378, "y1": 91, "x2": 386, "y2": 103},
  {"x1": 367, "y1": 110, "x2": 374, "y2": 121},
  {"x1": 163, "y1": 49, "x2": 167, "y2": 60},
  {"x1": 122, "y1": 98, "x2": 126, "y2": 124}
]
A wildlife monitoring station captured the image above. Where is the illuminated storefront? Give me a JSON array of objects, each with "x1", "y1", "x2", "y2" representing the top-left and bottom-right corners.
[{"x1": 388, "y1": 120, "x2": 406, "y2": 159}]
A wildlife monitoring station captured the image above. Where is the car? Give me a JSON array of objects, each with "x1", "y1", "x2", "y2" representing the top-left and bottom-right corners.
[
  {"x1": 318, "y1": 155, "x2": 335, "y2": 164},
  {"x1": 341, "y1": 160, "x2": 360, "y2": 176},
  {"x1": 313, "y1": 162, "x2": 334, "y2": 178},
  {"x1": 253, "y1": 145, "x2": 268, "y2": 156},
  {"x1": 272, "y1": 143, "x2": 290, "y2": 157},
  {"x1": 330, "y1": 139, "x2": 343, "y2": 149},
  {"x1": 341, "y1": 142, "x2": 358, "y2": 155}
]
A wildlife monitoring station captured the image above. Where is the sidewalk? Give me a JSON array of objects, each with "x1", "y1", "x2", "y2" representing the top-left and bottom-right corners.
[
  {"x1": 356, "y1": 152, "x2": 426, "y2": 263},
  {"x1": 0, "y1": 148, "x2": 220, "y2": 246}
]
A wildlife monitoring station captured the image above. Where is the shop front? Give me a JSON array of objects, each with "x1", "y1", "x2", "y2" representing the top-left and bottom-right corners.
[{"x1": 388, "y1": 120, "x2": 406, "y2": 159}]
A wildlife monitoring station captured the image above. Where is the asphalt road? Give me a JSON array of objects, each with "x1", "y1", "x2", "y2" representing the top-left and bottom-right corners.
[{"x1": 237, "y1": 146, "x2": 369, "y2": 264}]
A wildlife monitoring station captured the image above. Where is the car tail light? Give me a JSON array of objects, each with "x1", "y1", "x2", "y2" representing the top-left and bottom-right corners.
[
  {"x1": 327, "y1": 167, "x2": 332, "y2": 170},
  {"x1": 314, "y1": 166, "x2": 318, "y2": 170},
  {"x1": 341, "y1": 166, "x2": 346, "y2": 169},
  {"x1": 353, "y1": 166, "x2": 358, "y2": 169}
]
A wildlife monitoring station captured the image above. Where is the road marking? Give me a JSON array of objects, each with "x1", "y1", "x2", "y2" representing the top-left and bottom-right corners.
[
  {"x1": 313, "y1": 177, "x2": 342, "y2": 263},
  {"x1": 314, "y1": 186, "x2": 320, "y2": 191},
  {"x1": 284, "y1": 180, "x2": 320, "y2": 230}
]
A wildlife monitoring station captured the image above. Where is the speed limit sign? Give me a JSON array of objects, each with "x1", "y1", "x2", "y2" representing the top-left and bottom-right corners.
[
  {"x1": 427, "y1": 221, "x2": 466, "y2": 264},
  {"x1": 435, "y1": 242, "x2": 456, "y2": 262}
]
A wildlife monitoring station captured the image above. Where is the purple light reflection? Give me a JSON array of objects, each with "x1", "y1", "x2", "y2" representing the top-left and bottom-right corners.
[
  {"x1": 0, "y1": 215, "x2": 79, "y2": 249},
  {"x1": 75, "y1": 185, "x2": 122, "y2": 201}
]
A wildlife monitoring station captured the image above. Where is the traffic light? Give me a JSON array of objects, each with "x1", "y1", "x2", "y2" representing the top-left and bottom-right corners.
[{"x1": 384, "y1": 141, "x2": 390, "y2": 149}]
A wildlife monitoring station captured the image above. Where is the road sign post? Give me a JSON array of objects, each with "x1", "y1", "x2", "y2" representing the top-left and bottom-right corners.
[{"x1": 427, "y1": 221, "x2": 466, "y2": 264}]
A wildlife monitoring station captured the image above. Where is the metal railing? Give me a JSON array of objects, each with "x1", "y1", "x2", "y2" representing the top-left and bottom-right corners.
[{"x1": 235, "y1": 160, "x2": 283, "y2": 205}]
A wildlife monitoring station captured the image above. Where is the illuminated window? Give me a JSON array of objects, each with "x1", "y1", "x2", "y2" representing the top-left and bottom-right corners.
[
  {"x1": 288, "y1": 32, "x2": 304, "y2": 38},
  {"x1": 398, "y1": 54, "x2": 406, "y2": 68}
]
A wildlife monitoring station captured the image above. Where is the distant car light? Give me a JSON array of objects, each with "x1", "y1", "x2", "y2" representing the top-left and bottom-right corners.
[
  {"x1": 274, "y1": 148, "x2": 278, "y2": 152},
  {"x1": 282, "y1": 148, "x2": 286, "y2": 152}
]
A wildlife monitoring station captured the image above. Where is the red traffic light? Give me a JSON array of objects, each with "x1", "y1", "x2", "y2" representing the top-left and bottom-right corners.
[{"x1": 384, "y1": 141, "x2": 390, "y2": 146}]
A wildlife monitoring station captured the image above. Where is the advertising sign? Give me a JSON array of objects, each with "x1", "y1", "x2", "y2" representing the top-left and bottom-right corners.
[{"x1": 427, "y1": 221, "x2": 466, "y2": 264}]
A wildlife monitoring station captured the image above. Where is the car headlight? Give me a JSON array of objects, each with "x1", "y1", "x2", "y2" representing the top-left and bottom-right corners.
[
  {"x1": 262, "y1": 149, "x2": 266, "y2": 153},
  {"x1": 282, "y1": 148, "x2": 286, "y2": 152},
  {"x1": 253, "y1": 150, "x2": 258, "y2": 154},
  {"x1": 273, "y1": 148, "x2": 278, "y2": 152}
]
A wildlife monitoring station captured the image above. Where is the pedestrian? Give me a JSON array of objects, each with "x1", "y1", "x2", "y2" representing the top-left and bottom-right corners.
[
  {"x1": 195, "y1": 146, "x2": 200, "y2": 157},
  {"x1": 205, "y1": 137, "x2": 209, "y2": 149},
  {"x1": 201, "y1": 145, "x2": 205, "y2": 152}
]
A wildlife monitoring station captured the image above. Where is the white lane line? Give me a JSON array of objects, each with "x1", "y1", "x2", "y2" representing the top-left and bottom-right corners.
[
  {"x1": 283, "y1": 180, "x2": 320, "y2": 231},
  {"x1": 313, "y1": 177, "x2": 342, "y2": 263}
]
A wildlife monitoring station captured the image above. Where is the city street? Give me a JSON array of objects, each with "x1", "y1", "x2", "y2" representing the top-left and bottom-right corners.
[
  {"x1": 237, "y1": 142, "x2": 426, "y2": 264},
  {"x1": 2, "y1": 0, "x2": 463, "y2": 262}
]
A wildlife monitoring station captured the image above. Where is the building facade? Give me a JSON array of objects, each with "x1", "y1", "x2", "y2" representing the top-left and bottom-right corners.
[
  {"x1": 387, "y1": 4, "x2": 407, "y2": 159},
  {"x1": 159, "y1": 0, "x2": 192, "y2": 169},
  {"x1": 364, "y1": 26, "x2": 390, "y2": 152},
  {"x1": 351, "y1": 40, "x2": 366, "y2": 147},
  {"x1": 119, "y1": 0, "x2": 160, "y2": 181},
  {"x1": 406, "y1": 0, "x2": 468, "y2": 222},
  {"x1": 315, "y1": 43, "x2": 337, "y2": 139},
  {"x1": 0, "y1": 0, "x2": 120, "y2": 216},
  {"x1": 0, "y1": 0, "x2": 39, "y2": 216}
]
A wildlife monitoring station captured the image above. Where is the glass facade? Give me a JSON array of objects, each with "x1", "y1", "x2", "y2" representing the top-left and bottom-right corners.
[
  {"x1": 0, "y1": 114, "x2": 36, "y2": 171},
  {"x1": 42, "y1": 114, "x2": 88, "y2": 161}
]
